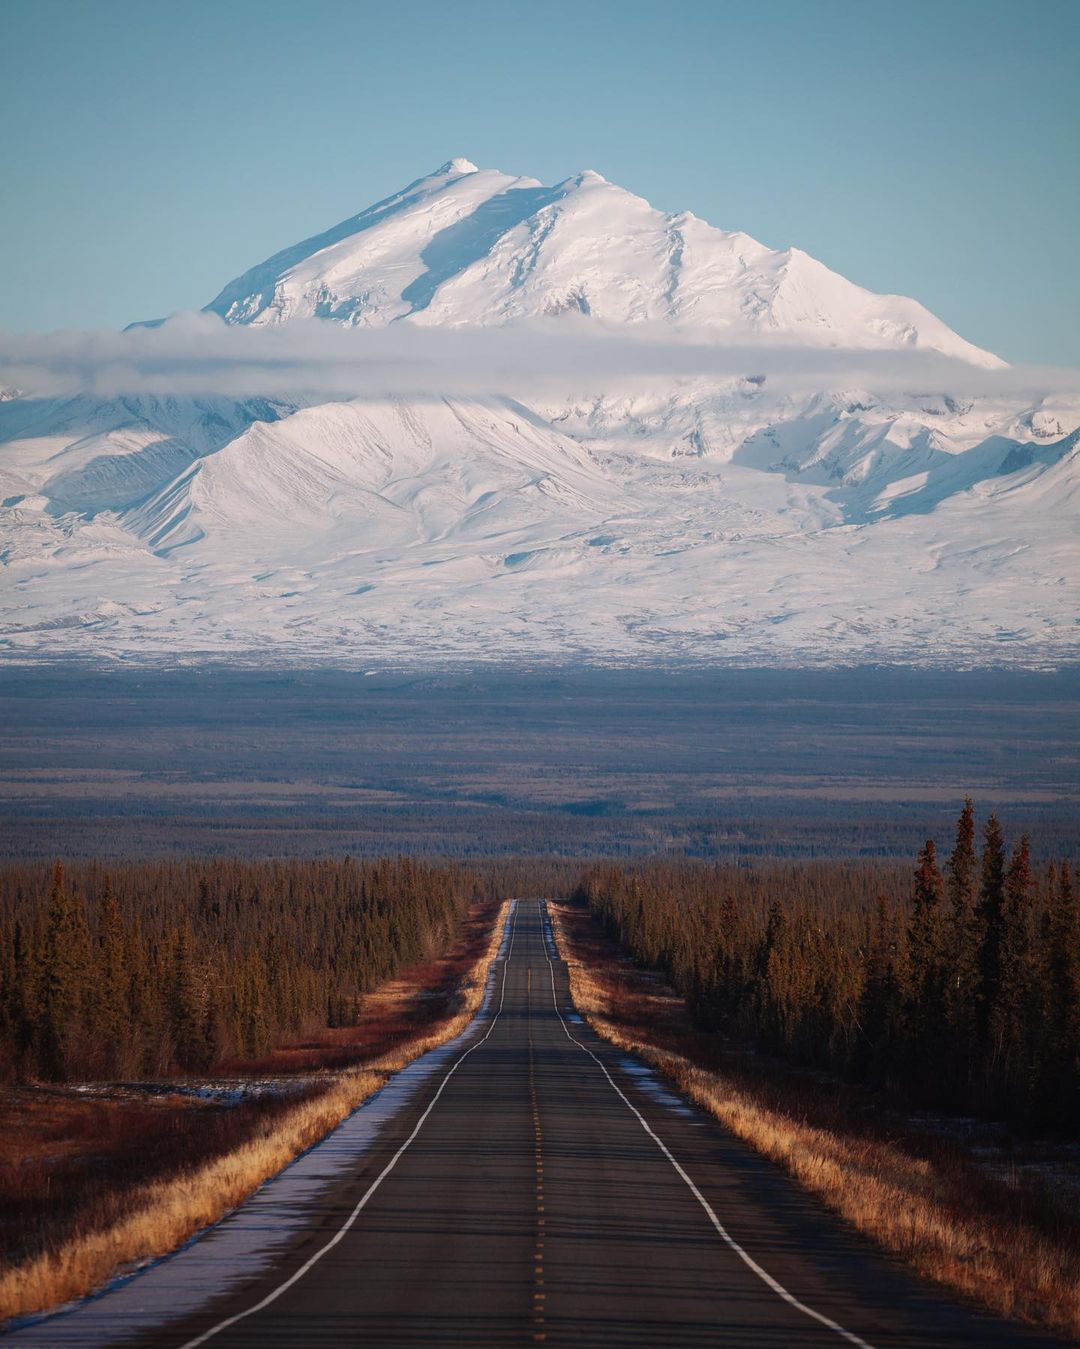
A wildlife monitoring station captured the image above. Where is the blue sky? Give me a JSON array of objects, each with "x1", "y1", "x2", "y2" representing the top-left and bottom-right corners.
[{"x1": 2, "y1": 0, "x2": 1077, "y2": 365}]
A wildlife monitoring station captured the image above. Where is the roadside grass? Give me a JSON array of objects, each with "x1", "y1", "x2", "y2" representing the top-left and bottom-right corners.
[
  {"x1": 0, "y1": 1086, "x2": 322, "y2": 1273},
  {"x1": 549, "y1": 900, "x2": 1080, "y2": 1341},
  {"x1": 0, "y1": 898, "x2": 509, "y2": 1324}
]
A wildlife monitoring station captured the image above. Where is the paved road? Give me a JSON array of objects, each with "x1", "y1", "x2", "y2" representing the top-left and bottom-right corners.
[{"x1": 16, "y1": 901, "x2": 1065, "y2": 1347}]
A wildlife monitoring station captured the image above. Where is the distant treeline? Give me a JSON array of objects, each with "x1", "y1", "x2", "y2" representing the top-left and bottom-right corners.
[
  {"x1": 0, "y1": 858, "x2": 483, "y2": 1081},
  {"x1": 579, "y1": 804, "x2": 1079, "y2": 1132},
  {"x1": 10, "y1": 806, "x2": 1080, "y2": 866}
]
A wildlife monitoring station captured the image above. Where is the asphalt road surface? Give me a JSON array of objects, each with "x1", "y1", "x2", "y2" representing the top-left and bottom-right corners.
[{"x1": 15, "y1": 901, "x2": 1066, "y2": 1348}]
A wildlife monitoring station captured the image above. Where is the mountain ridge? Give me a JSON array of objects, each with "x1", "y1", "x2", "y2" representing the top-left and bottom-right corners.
[{"x1": 200, "y1": 159, "x2": 1002, "y2": 368}]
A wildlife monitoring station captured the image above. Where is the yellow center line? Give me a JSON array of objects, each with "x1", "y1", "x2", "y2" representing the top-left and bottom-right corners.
[{"x1": 528, "y1": 940, "x2": 549, "y2": 1343}]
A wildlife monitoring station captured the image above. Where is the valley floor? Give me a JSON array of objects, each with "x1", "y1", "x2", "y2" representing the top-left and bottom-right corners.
[{"x1": 2, "y1": 666, "x2": 1077, "y2": 859}]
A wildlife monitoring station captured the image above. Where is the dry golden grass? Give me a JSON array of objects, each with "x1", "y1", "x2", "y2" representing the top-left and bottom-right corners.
[
  {"x1": 0, "y1": 899, "x2": 510, "y2": 1324},
  {"x1": 549, "y1": 902, "x2": 1080, "y2": 1341}
]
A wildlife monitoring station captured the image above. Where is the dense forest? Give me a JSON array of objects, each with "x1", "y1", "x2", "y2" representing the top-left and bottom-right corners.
[
  {"x1": 3, "y1": 825, "x2": 1076, "y2": 1130},
  {"x1": 579, "y1": 804, "x2": 1079, "y2": 1133},
  {"x1": 0, "y1": 858, "x2": 484, "y2": 1081}
]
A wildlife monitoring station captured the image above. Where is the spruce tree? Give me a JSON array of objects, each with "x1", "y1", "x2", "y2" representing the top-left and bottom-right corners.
[
  {"x1": 124, "y1": 913, "x2": 156, "y2": 1075},
  {"x1": 758, "y1": 900, "x2": 791, "y2": 1054},
  {"x1": 4, "y1": 919, "x2": 39, "y2": 1074},
  {"x1": 1036, "y1": 861, "x2": 1079, "y2": 1127},
  {"x1": 38, "y1": 863, "x2": 92, "y2": 1080},
  {"x1": 855, "y1": 897, "x2": 902, "y2": 1085},
  {"x1": 169, "y1": 925, "x2": 211, "y2": 1072},
  {"x1": 905, "y1": 839, "x2": 947, "y2": 1079},
  {"x1": 975, "y1": 812, "x2": 1007, "y2": 1051},
  {"x1": 95, "y1": 884, "x2": 129, "y2": 1077},
  {"x1": 989, "y1": 835, "x2": 1035, "y2": 1107},
  {"x1": 944, "y1": 800, "x2": 980, "y2": 1083}
]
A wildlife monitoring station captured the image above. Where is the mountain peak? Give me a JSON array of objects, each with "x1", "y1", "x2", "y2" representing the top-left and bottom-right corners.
[
  {"x1": 439, "y1": 157, "x2": 479, "y2": 175},
  {"x1": 200, "y1": 160, "x2": 1002, "y2": 366}
]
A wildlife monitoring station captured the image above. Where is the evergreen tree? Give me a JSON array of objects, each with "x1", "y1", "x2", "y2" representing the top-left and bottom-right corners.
[
  {"x1": 757, "y1": 900, "x2": 791, "y2": 1053},
  {"x1": 94, "y1": 884, "x2": 129, "y2": 1077},
  {"x1": 124, "y1": 913, "x2": 157, "y2": 1075},
  {"x1": 38, "y1": 863, "x2": 92, "y2": 1080},
  {"x1": 944, "y1": 800, "x2": 980, "y2": 1087},
  {"x1": 1035, "y1": 861, "x2": 1079, "y2": 1127},
  {"x1": 975, "y1": 812, "x2": 1007, "y2": 1048},
  {"x1": 905, "y1": 839, "x2": 947, "y2": 1079},
  {"x1": 854, "y1": 897, "x2": 903, "y2": 1085},
  {"x1": 169, "y1": 925, "x2": 211, "y2": 1071},
  {"x1": 3, "y1": 920, "x2": 38, "y2": 1073},
  {"x1": 996, "y1": 836, "x2": 1035, "y2": 1078}
]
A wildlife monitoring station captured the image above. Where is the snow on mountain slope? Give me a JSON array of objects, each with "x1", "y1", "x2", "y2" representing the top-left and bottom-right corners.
[
  {"x1": 122, "y1": 396, "x2": 617, "y2": 558},
  {"x1": 0, "y1": 395, "x2": 288, "y2": 515},
  {"x1": 1, "y1": 379, "x2": 1076, "y2": 667},
  {"x1": 205, "y1": 160, "x2": 533, "y2": 327},
  {"x1": 1, "y1": 159, "x2": 1077, "y2": 667},
  {"x1": 204, "y1": 160, "x2": 1001, "y2": 366}
]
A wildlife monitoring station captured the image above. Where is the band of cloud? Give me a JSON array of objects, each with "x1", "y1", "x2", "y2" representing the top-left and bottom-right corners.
[{"x1": 1, "y1": 312, "x2": 1078, "y2": 401}]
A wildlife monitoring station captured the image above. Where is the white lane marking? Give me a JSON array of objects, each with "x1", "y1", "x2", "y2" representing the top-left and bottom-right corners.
[
  {"x1": 507, "y1": 896, "x2": 519, "y2": 960},
  {"x1": 536, "y1": 901, "x2": 877, "y2": 1349},
  {"x1": 178, "y1": 900, "x2": 521, "y2": 1349}
]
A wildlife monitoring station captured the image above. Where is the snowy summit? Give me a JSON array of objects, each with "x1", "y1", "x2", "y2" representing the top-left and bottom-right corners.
[{"x1": 205, "y1": 159, "x2": 1000, "y2": 367}]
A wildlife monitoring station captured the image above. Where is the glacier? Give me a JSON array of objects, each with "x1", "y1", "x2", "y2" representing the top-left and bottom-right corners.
[{"x1": 1, "y1": 159, "x2": 1077, "y2": 668}]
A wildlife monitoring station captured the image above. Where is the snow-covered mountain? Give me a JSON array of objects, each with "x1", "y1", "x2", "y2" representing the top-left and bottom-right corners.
[
  {"x1": 204, "y1": 159, "x2": 1001, "y2": 367},
  {"x1": 2, "y1": 161, "x2": 1077, "y2": 668}
]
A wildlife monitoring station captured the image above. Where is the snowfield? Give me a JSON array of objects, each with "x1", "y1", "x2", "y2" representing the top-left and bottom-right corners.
[{"x1": 1, "y1": 160, "x2": 1077, "y2": 667}]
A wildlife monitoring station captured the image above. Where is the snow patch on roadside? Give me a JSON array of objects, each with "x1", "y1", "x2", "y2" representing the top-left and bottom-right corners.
[{"x1": 617, "y1": 1057, "x2": 696, "y2": 1117}]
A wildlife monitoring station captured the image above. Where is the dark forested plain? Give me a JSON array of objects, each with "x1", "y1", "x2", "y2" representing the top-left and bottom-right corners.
[{"x1": 1, "y1": 666, "x2": 1077, "y2": 859}]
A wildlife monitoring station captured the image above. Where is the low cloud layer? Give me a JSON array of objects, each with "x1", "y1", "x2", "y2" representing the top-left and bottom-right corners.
[{"x1": 2, "y1": 312, "x2": 1078, "y2": 402}]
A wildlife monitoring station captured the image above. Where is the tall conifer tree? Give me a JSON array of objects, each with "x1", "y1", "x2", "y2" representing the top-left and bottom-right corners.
[
  {"x1": 38, "y1": 863, "x2": 93, "y2": 1079},
  {"x1": 95, "y1": 884, "x2": 128, "y2": 1076},
  {"x1": 944, "y1": 800, "x2": 979, "y2": 1077},
  {"x1": 905, "y1": 839, "x2": 947, "y2": 1077},
  {"x1": 975, "y1": 812, "x2": 1007, "y2": 1051}
]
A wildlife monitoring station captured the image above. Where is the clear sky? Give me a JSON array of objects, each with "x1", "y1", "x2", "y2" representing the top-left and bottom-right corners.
[{"x1": 2, "y1": 0, "x2": 1077, "y2": 365}]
